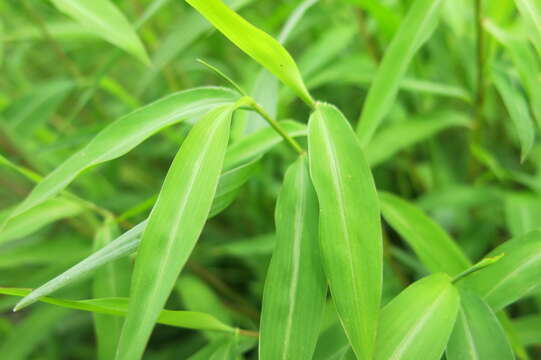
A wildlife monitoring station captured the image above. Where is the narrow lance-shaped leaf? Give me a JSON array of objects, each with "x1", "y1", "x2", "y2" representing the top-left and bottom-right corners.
[
  {"x1": 446, "y1": 289, "x2": 514, "y2": 360},
  {"x1": 186, "y1": 0, "x2": 315, "y2": 107},
  {"x1": 115, "y1": 102, "x2": 241, "y2": 360},
  {"x1": 92, "y1": 219, "x2": 132, "y2": 360},
  {"x1": 356, "y1": 0, "x2": 443, "y2": 145},
  {"x1": 14, "y1": 122, "x2": 305, "y2": 311},
  {"x1": 6, "y1": 87, "x2": 238, "y2": 222},
  {"x1": 308, "y1": 103, "x2": 382, "y2": 359},
  {"x1": 259, "y1": 155, "x2": 326, "y2": 360},
  {"x1": 375, "y1": 273, "x2": 460, "y2": 360},
  {"x1": 462, "y1": 230, "x2": 541, "y2": 310},
  {"x1": 49, "y1": 0, "x2": 150, "y2": 64},
  {"x1": 1, "y1": 288, "x2": 235, "y2": 334},
  {"x1": 492, "y1": 68, "x2": 535, "y2": 162},
  {"x1": 379, "y1": 192, "x2": 471, "y2": 275}
]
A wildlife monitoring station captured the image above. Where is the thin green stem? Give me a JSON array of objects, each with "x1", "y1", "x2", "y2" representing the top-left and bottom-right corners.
[
  {"x1": 248, "y1": 99, "x2": 305, "y2": 155},
  {"x1": 452, "y1": 254, "x2": 504, "y2": 284},
  {"x1": 197, "y1": 58, "x2": 248, "y2": 96}
]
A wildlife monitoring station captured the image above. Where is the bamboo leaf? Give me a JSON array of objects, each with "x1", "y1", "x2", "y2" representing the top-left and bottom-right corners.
[
  {"x1": 462, "y1": 230, "x2": 541, "y2": 310},
  {"x1": 492, "y1": 68, "x2": 535, "y2": 162},
  {"x1": 6, "y1": 87, "x2": 238, "y2": 221},
  {"x1": 356, "y1": 0, "x2": 443, "y2": 145},
  {"x1": 186, "y1": 0, "x2": 314, "y2": 107},
  {"x1": 379, "y1": 192, "x2": 471, "y2": 276},
  {"x1": 49, "y1": 0, "x2": 150, "y2": 64},
  {"x1": 513, "y1": 315, "x2": 541, "y2": 346},
  {"x1": 115, "y1": 103, "x2": 240, "y2": 360},
  {"x1": 375, "y1": 273, "x2": 460, "y2": 360},
  {"x1": 0, "y1": 198, "x2": 83, "y2": 245},
  {"x1": 514, "y1": 0, "x2": 541, "y2": 58},
  {"x1": 446, "y1": 289, "x2": 514, "y2": 360},
  {"x1": 1, "y1": 288, "x2": 235, "y2": 333},
  {"x1": 504, "y1": 192, "x2": 541, "y2": 237},
  {"x1": 308, "y1": 103, "x2": 382, "y2": 359},
  {"x1": 259, "y1": 155, "x2": 326, "y2": 359}
]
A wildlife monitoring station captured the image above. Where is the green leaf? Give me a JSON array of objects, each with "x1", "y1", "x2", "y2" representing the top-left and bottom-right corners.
[
  {"x1": 308, "y1": 103, "x2": 382, "y2": 359},
  {"x1": 375, "y1": 273, "x2": 460, "y2": 360},
  {"x1": 379, "y1": 192, "x2": 471, "y2": 275},
  {"x1": 356, "y1": 0, "x2": 443, "y2": 145},
  {"x1": 49, "y1": 0, "x2": 150, "y2": 64},
  {"x1": 462, "y1": 230, "x2": 541, "y2": 310},
  {"x1": 366, "y1": 112, "x2": 470, "y2": 167},
  {"x1": 485, "y1": 20, "x2": 541, "y2": 129},
  {"x1": 0, "y1": 198, "x2": 83, "y2": 245},
  {"x1": 6, "y1": 87, "x2": 238, "y2": 221},
  {"x1": 1, "y1": 288, "x2": 235, "y2": 333},
  {"x1": 186, "y1": 0, "x2": 314, "y2": 107},
  {"x1": 492, "y1": 68, "x2": 535, "y2": 162},
  {"x1": 115, "y1": 103, "x2": 240, "y2": 360},
  {"x1": 514, "y1": 0, "x2": 541, "y2": 58},
  {"x1": 446, "y1": 289, "x2": 514, "y2": 360},
  {"x1": 259, "y1": 156, "x2": 326, "y2": 359},
  {"x1": 92, "y1": 219, "x2": 131, "y2": 360}
]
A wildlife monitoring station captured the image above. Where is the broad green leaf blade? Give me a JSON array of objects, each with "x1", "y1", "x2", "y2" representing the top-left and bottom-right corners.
[
  {"x1": 186, "y1": 0, "x2": 315, "y2": 107},
  {"x1": 1, "y1": 288, "x2": 234, "y2": 333},
  {"x1": 514, "y1": 0, "x2": 541, "y2": 57},
  {"x1": 49, "y1": 0, "x2": 149, "y2": 64},
  {"x1": 462, "y1": 230, "x2": 541, "y2": 310},
  {"x1": 356, "y1": 0, "x2": 443, "y2": 145},
  {"x1": 92, "y1": 220, "x2": 131, "y2": 360},
  {"x1": 446, "y1": 289, "x2": 514, "y2": 360},
  {"x1": 375, "y1": 273, "x2": 460, "y2": 360},
  {"x1": 308, "y1": 103, "x2": 382, "y2": 359},
  {"x1": 492, "y1": 69, "x2": 535, "y2": 162},
  {"x1": 379, "y1": 192, "x2": 471, "y2": 275},
  {"x1": 367, "y1": 112, "x2": 470, "y2": 167},
  {"x1": 14, "y1": 124, "x2": 294, "y2": 310},
  {"x1": 0, "y1": 198, "x2": 83, "y2": 245},
  {"x1": 116, "y1": 103, "x2": 238, "y2": 360},
  {"x1": 7, "y1": 87, "x2": 238, "y2": 220},
  {"x1": 259, "y1": 156, "x2": 326, "y2": 360}
]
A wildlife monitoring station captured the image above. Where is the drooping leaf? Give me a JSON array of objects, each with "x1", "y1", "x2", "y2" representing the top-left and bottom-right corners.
[
  {"x1": 446, "y1": 289, "x2": 514, "y2": 360},
  {"x1": 259, "y1": 155, "x2": 326, "y2": 359},
  {"x1": 308, "y1": 103, "x2": 382, "y2": 359},
  {"x1": 379, "y1": 192, "x2": 471, "y2": 276},
  {"x1": 115, "y1": 103, "x2": 239, "y2": 360},
  {"x1": 462, "y1": 230, "x2": 541, "y2": 310},
  {"x1": 186, "y1": 0, "x2": 314, "y2": 107},
  {"x1": 375, "y1": 273, "x2": 460, "y2": 360},
  {"x1": 6, "y1": 87, "x2": 238, "y2": 221},
  {"x1": 356, "y1": 0, "x2": 443, "y2": 145},
  {"x1": 1, "y1": 288, "x2": 235, "y2": 333},
  {"x1": 492, "y1": 68, "x2": 535, "y2": 162},
  {"x1": 49, "y1": 0, "x2": 149, "y2": 64}
]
